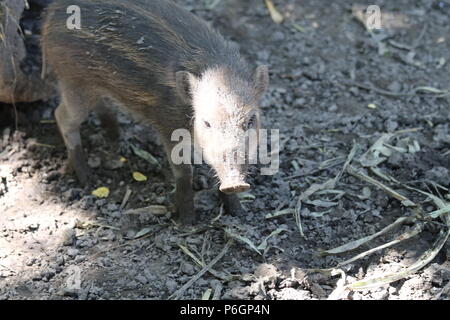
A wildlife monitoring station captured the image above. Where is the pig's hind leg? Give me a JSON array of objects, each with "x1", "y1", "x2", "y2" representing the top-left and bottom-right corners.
[
  {"x1": 55, "y1": 81, "x2": 96, "y2": 185},
  {"x1": 95, "y1": 101, "x2": 120, "y2": 144}
]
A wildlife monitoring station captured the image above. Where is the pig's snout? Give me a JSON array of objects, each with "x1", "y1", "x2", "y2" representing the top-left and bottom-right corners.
[
  {"x1": 219, "y1": 182, "x2": 250, "y2": 194},
  {"x1": 212, "y1": 146, "x2": 250, "y2": 194},
  {"x1": 218, "y1": 168, "x2": 250, "y2": 194}
]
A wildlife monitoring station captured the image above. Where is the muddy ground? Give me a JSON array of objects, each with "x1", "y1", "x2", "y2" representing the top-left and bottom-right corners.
[{"x1": 0, "y1": 0, "x2": 449, "y2": 300}]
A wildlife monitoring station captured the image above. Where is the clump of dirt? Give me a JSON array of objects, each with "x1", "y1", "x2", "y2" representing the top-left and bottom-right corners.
[{"x1": 0, "y1": 0, "x2": 449, "y2": 300}]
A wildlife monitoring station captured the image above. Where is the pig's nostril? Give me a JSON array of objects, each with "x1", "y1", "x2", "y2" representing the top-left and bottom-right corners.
[{"x1": 220, "y1": 183, "x2": 250, "y2": 194}]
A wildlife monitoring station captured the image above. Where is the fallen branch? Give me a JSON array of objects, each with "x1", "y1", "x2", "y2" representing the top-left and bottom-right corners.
[
  {"x1": 338, "y1": 80, "x2": 450, "y2": 98},
  {"x1": 346, "y1": 165, "x2": 417, "y2": 208},
  {"x1": 294, "y1": 144, "x2": 358, "y2": 237},
  {"x1": 169, "y1": 239, "x2": 233, "y2": 300}
]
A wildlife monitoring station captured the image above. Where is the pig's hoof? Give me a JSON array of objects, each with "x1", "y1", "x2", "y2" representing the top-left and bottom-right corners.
[
  {"x1": 220, "y1": 193, "x2": 245, "y2": 216},
  {"x1": 224, "y1": 201, "x2": 245, "y2": 216},
  {"x1": 173, "y1": 208, "x2": 198, "y2": 225},
  {"x1": 64, "y1": 160, "x2": 92, "y2": 186},
  {"x1": 60, "y1": 163, "x2": 89, "y2": 187},
  {"x1": 68, "y1": 146, "x2": 91, "y2": 186},
  {"x1": 72, "y1": 161, "x2": 92, "y2": 186}
]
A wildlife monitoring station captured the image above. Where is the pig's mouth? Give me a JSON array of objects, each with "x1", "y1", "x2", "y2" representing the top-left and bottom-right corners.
[
  {"x1": 209, "y1": 151, "x2": 250, "y2": 194},
  {"x1": 219, "y1": 182, "x2": 250, "y2": 194}
]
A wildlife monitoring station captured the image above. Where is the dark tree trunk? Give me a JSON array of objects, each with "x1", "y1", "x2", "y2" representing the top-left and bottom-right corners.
[{"x1": 0, "y1": 0, "x2": 55, "y2": 103}]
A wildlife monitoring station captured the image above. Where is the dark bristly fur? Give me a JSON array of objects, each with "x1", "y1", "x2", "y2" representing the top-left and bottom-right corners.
[
  {"x1": 42, "y1": 0, "x2": 269, "y2": 224},
  {"x1": 43, "y1": 0, "x2": 250, "y2": 112}
]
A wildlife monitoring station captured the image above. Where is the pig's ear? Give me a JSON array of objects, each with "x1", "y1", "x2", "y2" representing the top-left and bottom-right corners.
[
  {"x1": 176, "y1": 71, "x2": 197, "y2": 104},
  {"x1": 254, "y1": 65, "x2": 269, "y2": 98}
]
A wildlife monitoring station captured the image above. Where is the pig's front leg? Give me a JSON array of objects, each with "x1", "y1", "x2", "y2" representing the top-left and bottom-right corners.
[
  {"x1": 160, "y1": 131, "x2": 196, "y2": 225},
  {"x1": 219, "y1": 192, "x2": 245, "y2": 216},
  {"x1": 172, "y1": 163, "x2": 196, "y2": 224}
]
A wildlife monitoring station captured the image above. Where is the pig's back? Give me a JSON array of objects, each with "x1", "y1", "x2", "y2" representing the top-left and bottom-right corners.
[{"x1": 42, "y1": 0, "x2": 242, "y2": 105}]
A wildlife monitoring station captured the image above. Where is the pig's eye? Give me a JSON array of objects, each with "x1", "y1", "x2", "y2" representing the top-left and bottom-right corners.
[
  {"x1": 246, "y1": 115, "x2": 257, "y2": 129},
  {"x1": 203, "y1": 120, "x2": 212, "y2": 128}
]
